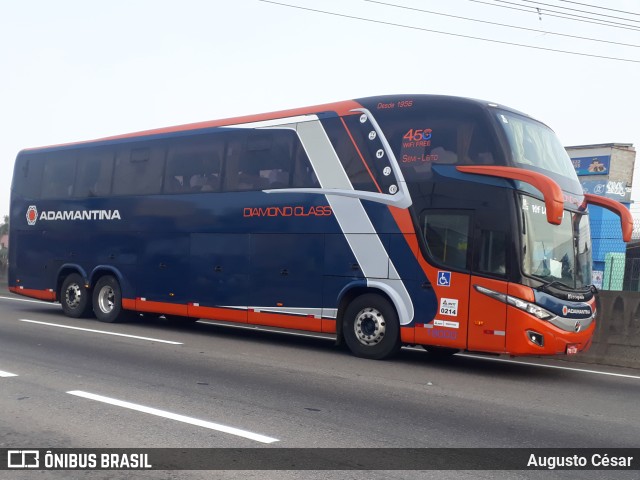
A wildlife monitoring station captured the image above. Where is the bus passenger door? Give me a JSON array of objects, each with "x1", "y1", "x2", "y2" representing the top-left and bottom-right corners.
[{"x1": 467, "y1": 226, "x2": 509, "y2": 353}]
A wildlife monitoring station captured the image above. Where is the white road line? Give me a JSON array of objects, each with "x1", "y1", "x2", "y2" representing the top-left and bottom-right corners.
[
  {"x1": 0, "y1": 370, "x2": 18, "y2": 378},
  {"x1": 19, "y1": 319, "x2": 183, "y2": 345},
  {"x1": 459, "y1": 353, "x2": 640, "y2": 380},
  {"x1": 0, "y1": 295, "x2": 60, "y2": 306},
  {"x1": 67, "y1": 390, "x2": 279, "y2": 444}
]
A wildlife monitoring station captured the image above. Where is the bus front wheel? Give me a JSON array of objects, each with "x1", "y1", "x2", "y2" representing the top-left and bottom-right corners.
[
  {"x1": 93, "y1": 276, "x2": 126, "y2": 323},
  {"x1": 61, "y1": 273, "x2": 92, "y2": 318},
  {"x1": 343, "y1": 294, "x2": 401, "y2": 360}
]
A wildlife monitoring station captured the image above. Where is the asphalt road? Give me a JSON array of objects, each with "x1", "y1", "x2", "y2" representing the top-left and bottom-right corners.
[{"x1": 1, "y1": 292, "x2": 639, "y2": 480}]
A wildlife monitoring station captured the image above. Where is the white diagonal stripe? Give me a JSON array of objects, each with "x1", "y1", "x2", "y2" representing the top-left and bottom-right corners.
[{"x1": 67, "y1": 390, "x2": 279, "y2": 444}]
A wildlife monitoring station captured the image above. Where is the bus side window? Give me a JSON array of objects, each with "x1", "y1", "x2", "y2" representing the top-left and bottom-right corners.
[
  {"x1": 421, "y1": 211, "x2": 471, "y2": 271},
  {"x1": 224, "y1": 130, "x2": 294, "y2": 192},
  {"x1": 41, "y1": 152, "x2": 77, "y2": 199},
  {"x1": 113, "y1": 144, "x2": 164, "y2": 196},
  {"x1": 74, "y1": 148, "x2": 114, "y2": 197},
  {"x1": 13, "y1": 154, "x2": 45, "y2": 199},
  {"x1": 465, "y1": 124, "x2": 499, "y2": 165},
  {"x1": 476, "y1": 229, "x2": 507, "y2": 276},
  {"x1": 292, "y1": 140, "x2": 319, "y2": 188},
  {"x1": 327, "y1": 116, "x2": 379, "y2": 192},
  {"x1": 164, "y1": 134, "x2": 224, "y2": 194}
]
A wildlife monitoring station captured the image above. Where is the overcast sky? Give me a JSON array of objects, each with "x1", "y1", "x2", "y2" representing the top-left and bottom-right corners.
[{"x1": 1, "y1": 0, "x2": 638, "y2": 218}]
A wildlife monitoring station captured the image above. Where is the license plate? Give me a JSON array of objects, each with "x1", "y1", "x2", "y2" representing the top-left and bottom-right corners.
[{"x1": 566, "y1": 345, "x2": 579, "y2": 355}]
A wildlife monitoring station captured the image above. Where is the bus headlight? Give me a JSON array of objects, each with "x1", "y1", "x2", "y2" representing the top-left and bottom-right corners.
[
  {"x1": 507, "y1": 297, "x2": 555, "y2": 320},
  {"x1": 474, "y1": 285, "x2": 556, "y2": 321}
]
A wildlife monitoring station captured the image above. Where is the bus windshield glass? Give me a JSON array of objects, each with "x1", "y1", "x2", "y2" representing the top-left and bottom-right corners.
[
  {"x1": 496, "y1": 110, "x2": 579, "y2": 184},
  {"x1": 521, "y1": 195, "x2": 592, "y2": 288}
]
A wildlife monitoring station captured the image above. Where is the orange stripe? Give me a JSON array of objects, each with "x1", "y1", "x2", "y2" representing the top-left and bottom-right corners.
[
  {"x1": 248, "y1": 310, "x2": 322, "y2": 332},
  {"x1": 25, "y1": 100, "x2": 364, "y2": 151},
  {"x1": 9, "y1": 286, "x2": 56, "y2": 301},
  {"x1": 340, "y1": 117, "x2": 383, "y2": 193},
  {"x1": 134, "y1": 299, "x2": 188, "y2": 316},
  {"x1": 188, "y1": 304, "x2": 247, "y2": 323},
  {"x1": 321, "y1": 319, "x2": 337, "y2": 334}
]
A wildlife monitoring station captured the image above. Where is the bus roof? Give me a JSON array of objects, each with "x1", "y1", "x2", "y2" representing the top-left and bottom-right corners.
[{"x1": 19, "y1": 94, "x2": 531, "y2": 155}]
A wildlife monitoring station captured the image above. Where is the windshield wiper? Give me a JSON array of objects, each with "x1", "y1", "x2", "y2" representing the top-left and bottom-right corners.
[{"x1": 537, "y1": 280, "x2": 572, "y2": 293}]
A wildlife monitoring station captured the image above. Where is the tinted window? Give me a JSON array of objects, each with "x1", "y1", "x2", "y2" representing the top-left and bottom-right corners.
[
  {"x1": 375, "y1": 107, "x2": 503, "y2": 181},
  {"x1": 12, "y1": 153, "x2": 44, "y2": 199},
  {"x1": 164, "y1": 134, "x2": 224, "y2": 194},
  {"x1": 322, "y1": 116, "x2": 379, "y2": 192},
  {"x1": 476, "y1": 229, "x2": 507, "y2": 276},
  {"x1": 74, "y1": 148, "x2": 114, "y2": 197},
  {"x1": 113, "y1": 143, "x2": 165, "y2": 196},
  {"x1": 292, "y1": 139, "x2": 319, "y2": 188},
  {"x1": 421, "y1": 211, "x2": 471, "y2": 271},
  {"x1": 41, "y1": 151, "x2": 77, "y2": 199},
  {"x1": 224, "y1": 130, "x2": 295, "y2": 192}
]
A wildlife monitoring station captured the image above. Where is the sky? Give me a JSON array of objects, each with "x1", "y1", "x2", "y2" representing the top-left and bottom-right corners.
[{"x1": 1, "y1": 0, "x2": 639, "y2": 219}]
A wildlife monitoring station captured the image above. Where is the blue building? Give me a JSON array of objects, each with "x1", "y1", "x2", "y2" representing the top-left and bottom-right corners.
[{"x1": 566, "y1": 143, "x2": 635, "y2": 290}]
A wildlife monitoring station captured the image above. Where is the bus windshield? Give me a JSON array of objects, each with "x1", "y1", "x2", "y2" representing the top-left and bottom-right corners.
[
  {"x1": 496, "y1": 110, "x2": 579, "y2": 185},
  {"x1": 521, "y1": 195, "x2": 592, "y2": 288}
]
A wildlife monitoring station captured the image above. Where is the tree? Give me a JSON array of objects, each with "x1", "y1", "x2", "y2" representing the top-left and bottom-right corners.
[{"x1": 0, "y1": 215, "x2": 7, "y2": 236}]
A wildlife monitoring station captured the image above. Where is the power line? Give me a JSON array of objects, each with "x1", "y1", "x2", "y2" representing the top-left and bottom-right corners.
[
  {"x1": 553, "y1": 0, "x2": 640, "y2": 18},
  {"x1": 259, "y1": 1, "x2": 640, "y2": 63},
  {"x1": 470, "y1": 0, "x2": 640, "y2": 31},
  {"x1": 490, "y1": 0, "x2": 640, "y2": 30},
  {"x1": 365, "y1": 0, "x2": 640, "y2": 48},
  {"x1": 518, "y1": 0, "x2": 640, "y2": 24}
]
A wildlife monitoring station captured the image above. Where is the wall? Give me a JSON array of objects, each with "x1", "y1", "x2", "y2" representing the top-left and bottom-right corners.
[{"x1": 559, "y1": 291, "x2": 640, "y2": 369}]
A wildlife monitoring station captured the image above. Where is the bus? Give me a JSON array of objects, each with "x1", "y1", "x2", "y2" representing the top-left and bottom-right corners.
[{"x1": 9, "y1": 95, "x2": 632, "y2": 359}]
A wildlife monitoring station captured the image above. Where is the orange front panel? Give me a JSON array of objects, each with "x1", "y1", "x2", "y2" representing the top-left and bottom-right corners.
[
  {"x1": 400, "y1": 326, "x2": 415, "y2": 344},
  {"x1": 506, "y1": 307, "x2": 596, "y2": 356},
  {"x1": 467, "y1": 277, "x2": 507, "y2": 353}
]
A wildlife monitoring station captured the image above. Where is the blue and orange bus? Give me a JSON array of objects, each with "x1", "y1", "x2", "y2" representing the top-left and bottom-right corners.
[{"x1": 9, "y1": 95, "x2": 632, "y2": 359}]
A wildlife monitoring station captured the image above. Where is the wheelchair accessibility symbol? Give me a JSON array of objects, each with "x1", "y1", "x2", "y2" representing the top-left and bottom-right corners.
[{"x1": 437, "y1": 271, "x2": 451, "y2": 287}]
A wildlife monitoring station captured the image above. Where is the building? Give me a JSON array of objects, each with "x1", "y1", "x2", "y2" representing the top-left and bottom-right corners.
[{"x1": 566, "y1": 143, "x2": 635, "y2": 290}]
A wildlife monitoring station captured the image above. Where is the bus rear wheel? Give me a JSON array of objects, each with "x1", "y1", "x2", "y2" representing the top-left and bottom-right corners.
[
  {"x1": 343, "y1": 294, "x2": 401, "y2": 360},
  {"x1": 93, "y1": 276, "x2": 127, "y2": 323},
  {"x1": 61, "y1": 273, "x2": 92, "y2": 318}
]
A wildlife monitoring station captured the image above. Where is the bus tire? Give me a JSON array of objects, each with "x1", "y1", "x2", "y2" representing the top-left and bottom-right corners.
[
  {"x1": 92, "y1": 276, "x2": 127, "y2": 323},
  {"x1": 61, "y1": 273, "x2": 92, "y2": 318},
  {"x1": 343, "y1": 293, "x2": 401, "y2": 360}
]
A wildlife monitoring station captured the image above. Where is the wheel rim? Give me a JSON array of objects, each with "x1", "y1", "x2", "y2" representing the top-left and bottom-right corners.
[
  {"x1": 97, "y1": 285, "x2": 115, "y2": 314},
  {"x1": 65, "y1": 284, "x2": 82, "y2": 309},
  {"x1": 353, "y1": 307, "x2": 386, "y2": 346}
]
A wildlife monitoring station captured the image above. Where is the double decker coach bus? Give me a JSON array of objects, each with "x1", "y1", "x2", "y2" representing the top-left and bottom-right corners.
[{"x1": 9, "y1": 95, "x2": 632, "y2": 359}]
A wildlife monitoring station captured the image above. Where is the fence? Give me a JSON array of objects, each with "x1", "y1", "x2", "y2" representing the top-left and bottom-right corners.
[{"x1": 591, "y1": 219, "x2": 640, "y2": 292}]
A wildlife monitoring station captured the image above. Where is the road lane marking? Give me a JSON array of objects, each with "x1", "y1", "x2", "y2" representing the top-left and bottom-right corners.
[
  {"x1": 458, "y1": 353, "x2": 640, "y2": 380},
  {"x1": 67, "y1": 390, "x2": 279, "y2": 444},
  {"x1": 19, "y1": 319, "x2": 183, "y2": 345},
  {"x1": 0, "y1": 370, "x2": 18, "y2": 377},
  {"x1": 0, "y1": 295, "x2": 60, "y2": 306}
]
